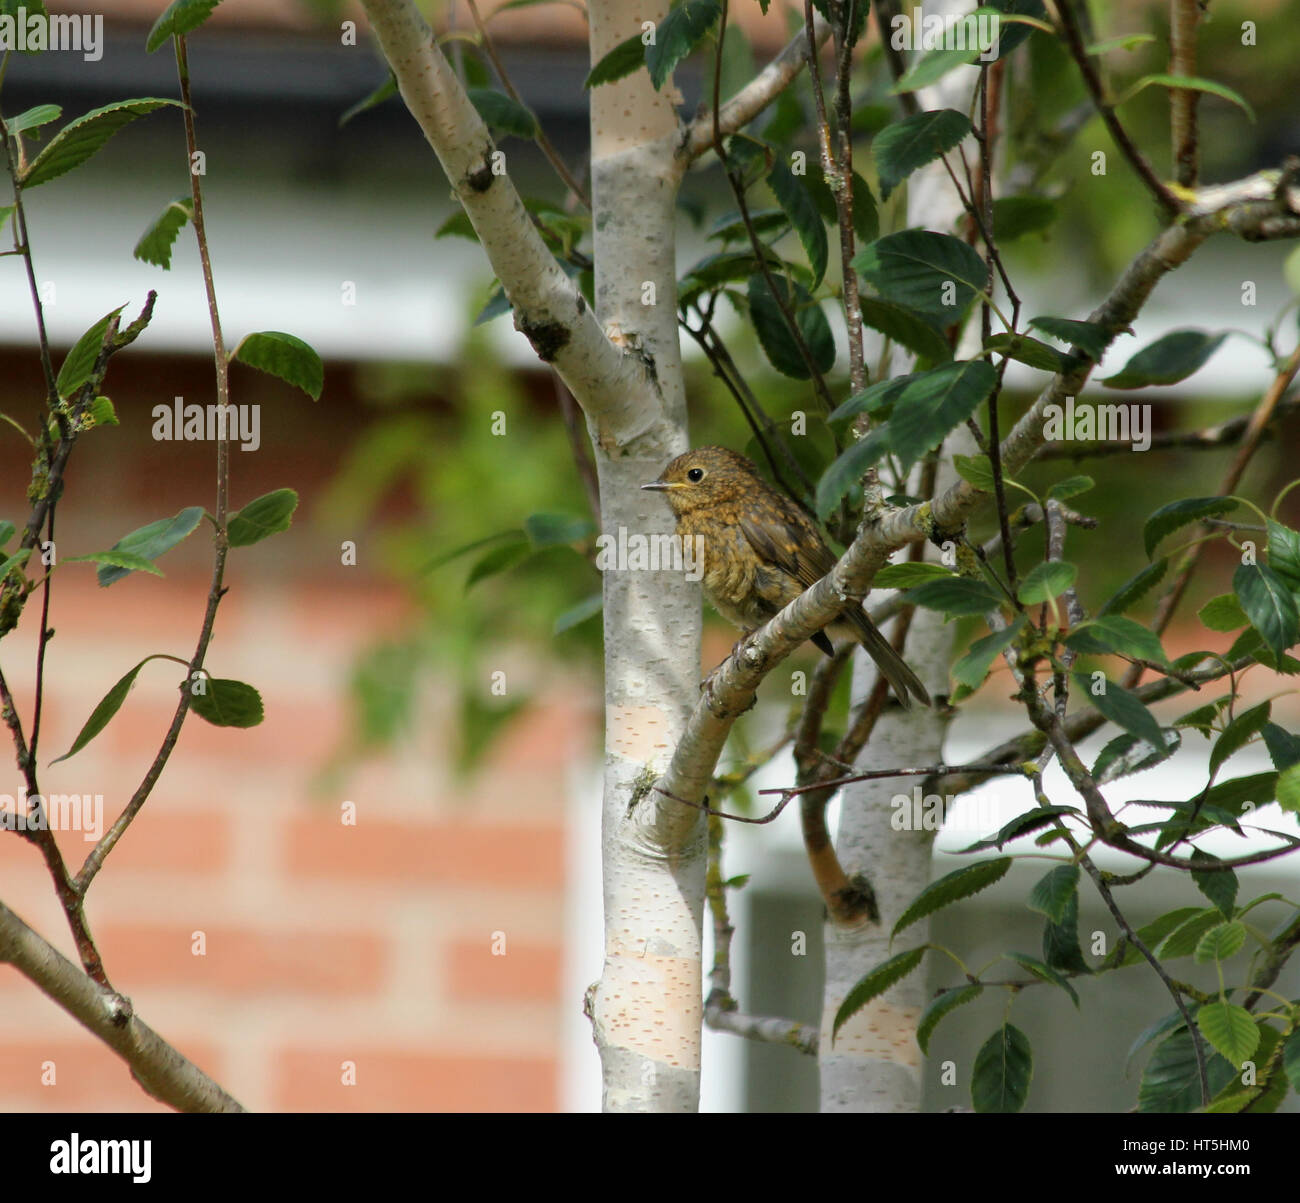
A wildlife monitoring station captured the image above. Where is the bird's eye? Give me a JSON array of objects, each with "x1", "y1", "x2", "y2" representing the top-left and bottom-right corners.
[{"x1": 687, "y1": 467, "x2": 705, "y2": 483}]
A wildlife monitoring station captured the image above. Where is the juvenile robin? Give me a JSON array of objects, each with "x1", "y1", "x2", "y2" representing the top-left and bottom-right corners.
[{"x1": 642, "y1": 445, "x2": 930, "y2": 708}]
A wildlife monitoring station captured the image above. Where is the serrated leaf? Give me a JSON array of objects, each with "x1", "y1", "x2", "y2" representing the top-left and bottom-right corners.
[
  {"x1": 7, "y1": 103, "x2": 61, "y2": 133},
  {"x1": 971, "y1": 1024, "x2": 1033, "y2": 1113},
  {"x1": 1093, "y1": 728, "x2": 1180, "y2": 783},
  {"x1": 1026, "y1": 863, "x2": 1079, "y2": 924},
  {"x1": 231, "y1": 331, "x2": 323, "y2": 400},
  {"x1": 227, "y1": 488, "x2": 298, "y2": 547},
  {"x1": 584, "y1": 32, "x2": 645, "y2": 88},
  {"x1": 146, "y1": 0, "x2": 222, "y2": 53},
  {"x1": 189, "y1": 677, "x2": 264, "y2": 728},
  {"x1": 1210, "y1": 701, "x2": 1271, "y2": 778},
  {"x1": 1260, "y1": 723, "x2": 1300, "y2": 770},
  {"x1": 1266, "y1": 519, "x2": 1300, "y2": 590},
  {"x1": 1143, "y1": 496, "x2": 1237, "y2": 558},
  {"x1": 1122, "y1": 73, "x2": 1255, "y2": 122},
  {"x1": 1027, "y1": 315, "x2": 1110, "y2": 361},
  {"x1": 1160, "y1": 909, "x2": 1224, "y2": 958},
  {"x1": 767, "y1": 160, "x2": 827, "y2": 288},
  {"x1": 893, "y1": 858, "x2": 1012, "y2": 937},
  {"x1": 1138, "y1": 1029, "x2": 1235, "y2": 1111},
  {"x1": 1196, "y1": 1002, "x2": 1259, "y2": 1068},
  {"x1": 1194, "y1": 920, "x2": 1246, "y2": 963},
  {"x1": 1235, "y1": 560, "x2": 1299, "y2": 662},
  {"x1": 1199, "y1": 592, "x2": 1248, "y2": 632},
  {"x1": 854, "y1": 230, "x2": 987, "y2": 321},
  {"x1": 1042, "y1": 885, "x2": 1089, "y2": 972},
  {"x1": 917, "y1": 984, "x2": 982, "y2": 1055},
  {"x1": 645, "y1": 0, "x2": 720, "y2": 90},
  {"x1": 52, "y1": 655, "x2": 171, "y2": 763},
  {"x1": 95, "y1": 507, "x2": 205, "y2": 586},
  {"x1": 1102, "y1": 329, "x2": 1228, "y2": 390},
  {"x1": 984, "y1": 332, "x2": 1071, "y2": 373},
  {"x1": 747, "y1": 274, "x2": 833, "y2": 380},
  {"x1": 133, "y1": 196, "x2": 193, "y2": 269},
  {"x1": 904, "y1": 575, "x2": 1004, "y2": 617},
  {"x1": 1065, "y1": 616, "x2": 1168, "y2": 664},
  {"x1": 814, "y1": 427, "x2": 892, "y2": 519},
  {"x1": 953, "y1": 453, "x2": 996, "y2": 491},
  {"x1": 1099, "y1": 557, "x2": 1168, "y2": 617},
  {"x1": 1008, "y1": 952, "x2": 1079, "y2": 1006},
  {"x1": 832, "y1": 947, "x2": 927, "y2": 1041},
  {"x1": 964, "y1": 804, "x2": 1075, "y2": 854},
  {"x1": 828, "y1": 375, "x2": 913, "y2": 425},
  {"x1": 889, "y1": 361, "x2": 998, "y2": 467},
  {"x1": 22, "y1": 99, "x2": 182, "y2": 188},
  {"x1": 857, "y1": 298, "x2": 951, "y2": 364},
  {"x1": 65, "y1": 550, "x2": 164, "y2": 577},
  {"x1": 1018, "y1": 561, "x2": 1076, "y2": 605},
  {"x1": 873, "y1": 109, "x2": 971, "y2": 201},
  {"x1": 873, "y1": 562, "x2": 953, "y2": 589},
  {"x1": 466, "y1": 88, "x2": 537, "y2": 140},
  {"x1": 1046, "y1": 475, "x2": 1094, "y2": 502},
  {"x1": 951, "y1": 615, "x2": 1026, "y2": 689},
  {"x1": 1278, "y1": 762, "x2": 1300, "y2": 814},
  {"x1": 56, "y1": 306, "x2": 126, "y2": 398},
  {"x1": 1073, "y1": 672, "x2": 1172, "y2": 762}
]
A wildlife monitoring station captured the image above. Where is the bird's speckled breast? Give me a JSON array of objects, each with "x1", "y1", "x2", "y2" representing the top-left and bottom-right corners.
[{"x1": 690, "y1": 518, "x2": 798, "y2": 631}]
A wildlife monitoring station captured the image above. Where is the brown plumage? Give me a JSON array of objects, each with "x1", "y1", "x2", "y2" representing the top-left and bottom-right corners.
[{"x1": 642, "y1": 445, "x2": 930, "y2": 708}]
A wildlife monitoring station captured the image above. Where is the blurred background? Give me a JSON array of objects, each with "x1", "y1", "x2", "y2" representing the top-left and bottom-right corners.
[{"x1": 0, "y1": 0, "x2": 1298, "y2": 1111}]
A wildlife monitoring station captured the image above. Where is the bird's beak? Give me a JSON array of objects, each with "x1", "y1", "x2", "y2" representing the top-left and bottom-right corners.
[{"x1": 640, "y1": 480, "x2": 678, "y2": 491}]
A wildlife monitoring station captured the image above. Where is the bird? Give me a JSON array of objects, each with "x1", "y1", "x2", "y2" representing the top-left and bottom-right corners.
[{"x1": 641, "y1": 445, "x2": 930, "y2": 707}]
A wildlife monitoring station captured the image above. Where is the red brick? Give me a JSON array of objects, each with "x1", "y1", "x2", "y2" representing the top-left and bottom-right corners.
[
  {"x1": 445, "y1": 937, "x2": 562, "y2": 1002},
  {"x1": 82, "y1": 811, "x2": 231, "y2": 874},
  {"x1": 284, "y1": 816, "x2": 564, "y2": 889},
  {"x1": 273, "y1": 1049, "x2": 556, "y2": 1111},
  {"x1": 95, "y1": 924, "x2": 386, "y2": 995}
]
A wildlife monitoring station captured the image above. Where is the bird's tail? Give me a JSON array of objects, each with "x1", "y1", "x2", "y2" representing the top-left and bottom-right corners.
[{"x1": 843, "y1": 607, "x2": 931, "y2": 708}]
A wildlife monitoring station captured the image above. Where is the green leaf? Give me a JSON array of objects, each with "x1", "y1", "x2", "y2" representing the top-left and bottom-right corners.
[
  {"x1": 339, "y1": 73, "x2": 398, "y2": 128},
  {"x1": 553, "y1": 592, "x2": 602, "y2": 635},
  {"x1": 465, "y1": 540, "x2": 531, "y2": 589},
  {"x1": 1266, "y1": 519, "x2": 1300, "y2": 590},
  {"x1": 889, "y1": 361, "x2": 998, "y2": 467},
  {"x1": 1261, "y1": 723, "x2": 1300, "y2": 771},
  {"x1": 1093, "y1": 729, "x2": 1180, "y2": 783},
  {"x1": 917, "y1": 984, "x2": 982, "y2": 1056},
  {"x1": 133, "y1": 196, "x2": 193, "y2": 269},
  {"x1": 65, "y1": 550, "x2": 164, "y2": 577},
  {"x1": 1210, "y1": 701, "x2": 1271, "y2": 777},
  {"x1": 228, "y1": 488, "x2": 298, "y2": 547},
  {"x1": 814, "y1": 427, "x2": 892, "y2": 519},
  {"x1": 964, "y1": 803, "x2": 1075, "y2": 853},
  {"x1": 1102, "y1": 329, "x2": 1228, "y2": 389},
  {"x1": 1099, "y1": 557, "x2": 1168, "y2": 617},
  {"x1": 1046, "y1": 475, "x2": 1094, "y2": 502},
  {"x1": 1042, "y1": 888, "x2": 1089, "y2": 972},
  {"x1": 1026, "y1": 864, "x2": 1078, "y2": 924},
  {"x1": 1283, "y1": 1030, "x2": 1300, "y2": 1090},
  {"x1": 767, "y1": 160, "x2": 827, "y2": 288},
  {"x1": 474, "y1": 284, "x2": 511, "y2": 326},
  {"x1": 1121, "y1": 73, "x2": 1255, "y2": 122},
  {"x1": 873, "y1": 109, "x2": 971, "y2": 201},
  {"x1": 524, "y1": 512, "x2": 595, "y2": 548},
  {"x1": 806, "y1": 167, "x2": 878, "y2": 243},
  {"x1": 1234, "y1": 560, "x2": 1299, "y2": 662},
  {"x1": 953, "y1": 453, "x2": 996, "y2": 491},
  {"x1": 1087, "y1": 32, "x2": 1156, "y2": 54},
  {"x1": 7, "y1": 103, "x2": 61, "y2": 133},
  {"x1": 0, "y1": 521, "x2": 14, "y2": 548},
  {"x1": 1008, "y1": 952, "x2": 1079, "y2": 1007},
  {"x1": 189, "y1": 677, "x2": 264, "y2": 728},
  {"x1": 231, "y1": 331, "x2": 323, "y2": 400},
  {"x1": 585, "y1": 33, "x2": 646, "y2": 89},
  {"x1": 422, "y1": 530, "x2": 524, "y2": 573},
  {"x1": 874, "y1": 562, "x2": 953, "y2": 589},
  {"x1": 972, "y1": 1024, "x2": 1033, "y2": 1113},
  {"x1": 1196, "y1": 1002, "x2": 1259, "y2": 1069},
  {"x1": 904, "y1": 575, "x2": 1003, "y2": 617},
  {"x1": 1064, "y1": 616, "x2": 1167, "y2": 664},
  {"x1": 857, "y1": 298, "x2": 951, "y2": 364},
  {"x1": 56, "y1": 306, "x2": 126, "y2": 398},
  {"x1": 466, "y1": 88, "x2": 537, "y2": 140},
  {"x1": 832, "y1": 947, "x2": 927, "y2": 1041},
  {"x1": 1199, "y1": 592, "x2": 1248, "y2": 632},
  {"x1": 984, "y1": 332, "x2": 1071, "y2": 373},
  {"x1": 1138, "y1": 1029, "x2": 1235, "y2": 1112},
  {"x1": 1198, "y1": 771, "x2": 1279, "y2": 815},
  {"x1": 746, "y1": 274, "x2": 834, "y2": 380},
  {"x1": 854, "y1": 230, "x2": 987, "y2": 320},
  {"x1": 828, "y1": 375, "x2": 912, "y2": 425},
  {"x1": 1188, "y1": 851, "x2": 1238, "y2": 920},
  {"x1": 1027, "y1": 315, "x2": 1110, "y2": 361},
  {"x1": 1194, "y1": 920, "x2": 1246, "y2": 964},
  {"x1": 1143, "y1": 496, "x2": 1237, "y2": 558},
  {"x1": 0, "y1": 547, "x2": 32, "y2": 583},
  {"x1": 990, "y1": 194, "x2": 1058, "y2": 241},
  {"x1": 646, "y1": 0, "x2": 720, "y2": 90},
  {"x1": 22, "y1": 99, "x2": 182, "y2": 188},
  {"x1": 893, "y1": 858, "x2": 1012, "y2": 938},
  {"x1": 952, "y1": 615, "x2": 1025, "y2": 689},
  {"x1": 95, "y1": 507, "x2": 205, "y2": 586},
  {"x1": 1073, "y1": 672, "x2": 1166, "y2": 753},
  {"x1": 1279, "y1": 762, "x2": 1300, "y2": 814},
  {"x1": 1018, "y1": 561, "x2": 1076, "y2": 605},
  {"x1": 52, "y1": 655, "x2": 173, "y2": 763},
  {"x1": 1160, "y1": 909, "x2": 1226, "y2": 958},
  {"x1": 146, "y1": 0, "x2": 222, "y2": 52}
]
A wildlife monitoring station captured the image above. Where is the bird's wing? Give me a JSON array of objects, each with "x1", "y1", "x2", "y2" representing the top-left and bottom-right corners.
[{"x1": 737, "y1": 507, "x2": 836, "y2": 591}]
